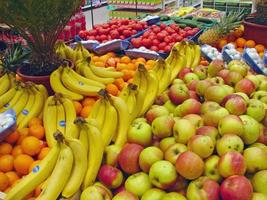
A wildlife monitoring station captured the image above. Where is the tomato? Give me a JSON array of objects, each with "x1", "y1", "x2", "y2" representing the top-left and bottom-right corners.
[
  {"x1": 157, "y1": 32, "x2": 165, "y2": 41},
  {"x1": 158, "y1": 42, "x2": 167, "y2": 50},
  {"x1": 142, "y1": 38, "x2": 152, "y2": 48},
  {"x1": 152, "y1": 39, "x2": 160, "y2": 46},
  {"x1": 150, "y1": 46, "x2": 159, "y2": 51}
]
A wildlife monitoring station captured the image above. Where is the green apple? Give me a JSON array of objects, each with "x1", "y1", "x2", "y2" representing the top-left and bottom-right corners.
[
  {"x1": 80, "y1": 186, "x2": 107, "y2": 200},
  {"x1": 128, "y1": 121, "x2": 152, "y2": 147},
  {"x1": 173, "y1": 118, "x2": 196, "y2": 144},
  {"x1": 183, "y1": 114, "x2": 203, "y2": 129},
  {"x1": 149, "y1": 160, "x2": 177, "y2": 189},
  {"x1": 164, "y1": 100, "x2": 176, "y2": 113},
  {"x1": 209, "y1": 76, "x2": 225, "y2": 85},
  {"x1": 183, "y1": 72, "x2": 199, "y2": 84},
  {"x1": 204, "y1": 85, "x2": 228, "y2": 104},
  {"x1": 222, "y1": 84, "x2": 235, "y2": 95},
  {"x1": 201, "y1": 101, "x2": 221, "y2": 114},
  {"x1": 152, "y1": 115, "x2": 174, "y2": 139},
  {"x1": 113, "y1": 191, "x2": 139, "y2": 200},
  {"x1": 252, "y1": 193, "x2": 267, "y2": 200},
  {"x1": 139, "y1": 146, "x2": 164, "y2": 173},
  {"x1": 208, "y1": 59, "x2": 224, "y2": 77},
  {"x1": 162, "y1": 192, "x2": 187, "y2": 200},
  {"x1": 133, "y1": 118, "x2": 147, "y2": 123},
  {"x1": 218, "y1": 115, "x2": 244, "y2": 136},
  {"x1": 193, "y1": 65, "x2": 208, "y2": 80},
  {"x1": 246, "y1": 75, "x2": 260, "y2": 89},
  {"x1": 246, "y1": 99, "x2": 265, "y2": 122},
  {"x1": 204, "y1": 155, "x2": 222, "y2": 182},
  {"x1": 240, "y1": 115, "x2": 261, "y2": 144},
  {"x1": 196, "y1": 126, "x2": 219, "y2": 145},
  {"x1": 250, "y1": 143, "x2": 267, "y2": 153},
  {"x1": 187, "y1": 135, "x2": 214, "y2": 158},
  {"x1": 228, "y1": 60, "x2": 249, "y2": 77},
  {"x1": 252, "y1": 170, "x2": 267, "y2": 195},
  {"x1": 104, "y1": 145, "x2": 122, "y2": 166},
  {"x1": 196, "y1": 80, "x2": 213, "y2": 96},
  {"x1": 225, "y1": 71, "x2": 243, "y2": 86},
  {"x1": 216, "y1": 134, "x2": 244, "y2": 156},
  {"x1": 259, "y1": 80, "x2": 267, "y2": 91},
  {"x1": 172, "y1": 79, "x2": 185, "y2": 85},
  {"x1": 164, "y1": 143, "x2": 187, "y2": 164},
  {"x1": 145, "y1": 105, "x2": 169, "y2": 124},
  {"x1": 125, "y1": 172, "x2": 152, "y2": 197},
  {"x1": 244, "y1": 147, "x2": 267, "y2": 173},
  {"x1": 141, "y1": 188, "x2": 166, "y2": 200},
  {"x1": 159, "y1": 137, "x2": 176, "y2": 152},
  {"x1": 203, "y1": 107, "x2": 229, "y2": 127}
]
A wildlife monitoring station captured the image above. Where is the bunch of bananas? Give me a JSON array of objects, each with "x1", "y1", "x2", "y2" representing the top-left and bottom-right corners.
[
  {"x1": 0, "y1": 73, "x2": 48, "y2": 128},
  {"x1": 176, "y1": 7, "x2": 196, "y2": 17},
  {"x1": 166, "y1": 41, "x2": 201, "y2": 81}
]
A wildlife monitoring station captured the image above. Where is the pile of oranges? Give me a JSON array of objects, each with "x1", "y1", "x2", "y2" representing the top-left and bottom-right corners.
[
  {"x1": 73, "y1": 97, "x2": 97, "y2": 118},
  {"x1": 0, "y1": 118, "x2": 49, "y2": 199}
]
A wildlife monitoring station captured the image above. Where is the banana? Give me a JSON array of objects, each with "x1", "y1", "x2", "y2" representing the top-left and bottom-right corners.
[
  {"x1": 55, "y1": 101, "x2": 66, "y2": 135},
  {"x1": 110, "y1": 95, "x2": 131, "y2": 147},
  {"x1": 0, "y1": 86, "x2": 24, "y2": 112},
  {"x1": 35, "y1": 84, "x2": 48, "y2": 119},
  {"x1": 80, "y1": 43, "x2": 91, "y2": 59},
  {"x1": 62, "y1": 42, "x2": 75, "y2": 61},
  {"x1": 50, "y1": 66, "x2": 83, "y2": 100},
  {"x1": 101, "y1": 98, "x2": 118, "y2": 147},
  {"x1": 166, "y1": 47, "x2": 178, "y2": 67},
  {"x1": 141, "y1": 70, "x2": 159, "y2": 115},
  {"x1": 170, "y1": 43, "x2": 187, "y2": 81},
  {"x1": 0, "y1": 73, "x2": 10, "y2": 96},
  {"x1": 185, "y1": 41, "x2": 194, "y2": 68},
  {"x1": 66, "y1": 66, "x2": 105, "y2": 88},
  {"x1": 88, "y1": 98, "x2": 101, "y2": 120},
  {"x1": 78, "y1": 125, "x2": 89, "y2": 158},
  {"x1": 62, "y1": 137, "x2": 87, "y2": 198},
  {"x1": 95, "y1": 97, "x2": 107, "y2": 130},
  {"x1": 5, "y1": 142, "x2": 60, "y2": 200},
  {"x1": 153, "y1": 59, "x2": 164, "y2": 81},
  {"x1": 8, "y1": 73, "x2": 16, "y2": 88},
  {"x1": 90, "y1": 64, "x2": 124, "y2": 78},
  {"x1": 191, "y1": 44, "x2": 201, "y2": 69},
  {"x1": 83, "y1": 122, "x2": 104, "y2": 189},
  {"x1": 43, "y1": 97, "x2": 58, "y2": 147},
  {"x1": 154, "y1": 59, "x2": 172, "y2": 95},
  {"x1": 73, "y1": 43, "x2": 84, "y2": 63},
  {"x1": 61, "y1": 67, "x2": 101, "y2": 96},
  {"x1": 61, "y1": 97, "x2": 79, "y2": 138},
  {"x1": 36, "y1": 141, "x2": 73, "y2": 200},
  {"x1": 130, "y1": 86, "x2": 146, "y2": 120},
  {"x1": 118, "y1": 85, "x2": 130, "y2": 102},
  {"x1": 11, "y1": 88, "x2": 29, "y2": 115},
  {"x1": 126, "y1": 84, "x2": 138, "y2": 115},
  {"x1": 0, "y1": 87, "x2": 17, "y2": 109}
]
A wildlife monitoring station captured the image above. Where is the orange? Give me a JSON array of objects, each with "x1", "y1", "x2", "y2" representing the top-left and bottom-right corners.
[
  {"x1": 218, "y1": 39, "x2": 228, "y2": 49},
  {"x1": 73, "y1": 101, "x2": 82, "y2": 115},
  {"x1": 120, "y1": 56, "x2": 131, "y2": 64},
  {"x1": 14, "y1": 154, "x2": 34, "y2": 175},
  {"x1": 80, "y1": 106, "x2": 92, "y2": 118},
  {"x1": 38, "y1": 147, "x2": 50, "y2": 160},
  {"x1": 99, "y1": 55, "x2": 109, "y2": 63},
  {"x1": 245, "y1": 40, "x2": 256, "y2": 48},
  {"x1": 146, "y1": 60, "x2": 156, "y2": 66},
  {"x1": 0, "y1": 155, "x2": 14, "y2": 172},
  {"x1": 127, "y1": 63, "x2": 136, "y2": 70},
  {"x1": 137, "y1": 57, "x2": 146, "y2": 63},
  {"x1": 17, "y1": 128, "x2": 29, "y2": 145},
  {"x1": 34, "y1": 183, "x2": 43, "y2": 197},
  {"x1": 12, "y1": 145, "x2": 23, "y2": 157},
  {"x1": 28, "y1": 118, "x2": 43, "y2": 127},
  {"x1": 5, "y1": 171, "x2": 19, "y2": 185},
  {"x1": 82, "y1": 97, "x2": 96, "y2": 107},
  {"x1": 92, "y1": 56, "x2": 100, "y2": 62},
  {"x1": 106, "y1": 57, "x2": 116, "y2": 67},
  {"x1": 236, "y1": 38, "x2": 246, "y2": 48},
  {"x1": 106, "y1": 83, "x2": 119, "y2": 96},
  {"x1": 0, "y1": 143, "x2": 12, "y2": 155},
  {"x1": 5, "y1": 131, "x2": 19, "y2": 144},
  {"x1": 116, "y1": 63, "x2": 128, "y2": 71},
  {"x1": 255, "y1": 44, "x2": 265, "y2": 53},
  {"x1": 114, "y1": 78, "x2": 126, "y2": 90},
  {"x1": 200, "y1": 60, "x2": 209, "y2": 66},
  {"x1": 227, "y1": 34, "x2": 236, "y2": 42},
  {"x1": 0, "y1": 172, "x2": 9, "y2": 191},
  {"x1": 237, "y1": 48, "x2": 244, "y2": 53},
  {"x1": 107, "y1": 52, "x2": 116, "y2": 57},
  {"x1": 29, "y1": 125, "x2": 45, "y2": 140},
  {"x1": 4, "y1": 186, "x2": 11, "y2": 193},
  {"x1": 21, "y1": 136, "x2": 41, "y2": 156},
  {"x1": 94, "y1": 61, "x2": 105, "y2": 67},
  {"x1": 122, "y1": 69, "x2": 135, "y2": 81},
  {"x1": 233, "y1": 28, "x2": 244, "y2": 38},
  {"x1": 29, "y1": 160, "x2": 41, "y2": 173},
  {"x1": 114, "y1": 57, "x2": 121, "y2": 64},
  {"x1": 145, "y1": 64, "x2": 154, "y2": 70}
]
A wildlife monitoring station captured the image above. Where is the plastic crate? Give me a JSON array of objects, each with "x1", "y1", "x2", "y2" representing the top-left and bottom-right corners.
[
  {"x1": 243, "y1": 49, "x2": 266, "y2": 75},
  {"x1": 94, "y1": 39, "x2": 130, "y2": 55},
  {"x1": 0, "y1": 109, "x2": 16, "y2": 142},
  {"x1": 124, "y1": 49, "x2": 160, "y2": 60}
]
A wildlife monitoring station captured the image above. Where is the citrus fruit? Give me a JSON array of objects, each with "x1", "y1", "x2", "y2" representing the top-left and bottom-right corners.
[
  {"x1": 5, "y1": 171, "x2": 19, "y2": 185},
  {"x1": 29, "y1": 125, "x2": 45, "y2": 140},
  {"x1": 236, "y1": 38, "x2": 246, "y2": 48},
  {"x1": 38, "y1": 147, "x2": 49, "y2": 160},
  {"x1": 5, "y1": 131, "x2": 19, "y2": 144},
  {"x1": 0, "y1": 172, "x2": 9, "y2": 191},
  {"x1": 21, "y1": 136, "x2": 41, "y2": 156},
  {"x1": 245, "y1": 40, "x2": 256, "y2": 48},
  {"x1": 0, "y1": 155, "x2": 14, "y2": 172},
  {"x1": 11, "y1": 145, "x2": 23, "y2": 157},
  {"x1": 106, "y1": 83, "x2": 119, "y2": 96},
  {"x1": 73, "y1": 101, "x2": 83, "y2": 115},
  {"x1": 0, "y1": 143, "x2": 12, "y2": 155},
  {"x1": 28, "y1": 118, "x2": 43, "y2": 127},
  {"x1": 14, "y1": 154, "x2": 34, "y2": 175},
  {"x1": 80, "y1": 106, "x2": 92, "y2": 118}
]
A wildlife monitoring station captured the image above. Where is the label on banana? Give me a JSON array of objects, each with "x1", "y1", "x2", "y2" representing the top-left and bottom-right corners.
[
  {"x1": 78, "y1": 81, "x2": 84, "y2": 86},
  {"x1": 22, "y1": 109, "x2": 29, "y2": 115},
  {"x1": 32, "y1": 165, "x2": 40, "y2": 173},
  {"x1": 59, "y1": 120, "x2": 66, "y2": 127}
]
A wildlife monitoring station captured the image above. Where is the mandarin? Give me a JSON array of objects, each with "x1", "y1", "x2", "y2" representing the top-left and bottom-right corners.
[
  {"x1": 0, "y1": 155, "x2": 14, "y2": 172},
  {"x1": 5, "y1": 171, "x2": 19, "y2": 185},
  {"x1": 82, "y1": 97, "x2": 96, "y2": 107},
  {"x1": 11, "y1": 145, "x2": 23, "y2": 157},
  {"x1": 255, "y1": 44, "x2": 265, "y2": 53},
  {"x1": 38, "y1": 147, "x2": 50, "y2": 160},
  {"x1": 106, "y1": 83, "x2": 119, "y2": 96},
  {"x1": 28, "y1": 118, "x2": 43, "y2": 127},
  {"x1": 29, "y1": 125, "x2": 45, "y2": 140},
  {"x1": 0, "y1": 172, "x2": 9, "y2": 191},
  {"x1": 21, "y1": 136, "x2": 41, "y2": 156},
  {"x1": 16, "y1": 128, "x2": 29, "y2": 145},
  {"x1": 14, "y1": 154, "x2": 34, "y2": 175},
  {"x1": 245, "y1": 40, "x2": 256, "y2": 48},
  {"x1": 80, "y1": 106, "x2": 92, "y2": 118},
  {"x1": 73, "y1": 101, "x2": 83, "y2": 115},
  {"x1": 5, "y1": 131, "x2": 19, "y2": 144},
  {"x1": 114, "y1": 78, "x2": 126, "y2": 90},
  {"x1": 0, "y1": 143, "x2": 12, "y2": 155},
  {"x1": 236, "y1": 38, "x2": 246, "y2": 48},
  {"x1": 120, "y1": 56, "x2": 131, "y2": 64}
]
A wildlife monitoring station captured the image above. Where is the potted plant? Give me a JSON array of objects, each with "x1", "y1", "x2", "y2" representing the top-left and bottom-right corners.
[
  {"x1": 243, "y1": 0, "x2": 267, "y2": 46},
  {"x1": 0, "y1": 0, "x2": 82, "y2": 90}
]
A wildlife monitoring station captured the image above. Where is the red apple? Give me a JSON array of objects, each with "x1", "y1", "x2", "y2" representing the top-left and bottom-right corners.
[
  {"x1": 178, "y1": 68, "x2": 192, "y2": 79},
  {"x1": 168, "y1": 84, "x2": 190, "y2": 105},
  {"x1": 235, "y1": 78, "x2": 256, "y2": 96},
  {"x1": 113, "y1": 191, "x2": 139, "y2": 200},
  {"x1": 221, "y1": 94, "x2": 247, "y2": 115},
  {"x1": 98, "y1": 165, "x2": 124, "y2": 189},
  {"x1": 218, "y1": 69, "x2": 230, "y2": 81}
]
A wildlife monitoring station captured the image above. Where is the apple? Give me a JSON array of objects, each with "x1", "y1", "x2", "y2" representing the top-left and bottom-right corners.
[
  {"x1": 201, "y1": 101, "x2": 221, "y2": 114},
  {"x1": 193, "y1": 66, "x2": 208, "y2": 80},
  {"x1": 183, "y1": 73, "x2": 199, "y2": 84},
  {"x1": 246, "y1": 99, "x2": 265, "y2": 122},
  {"x1": 178, "y1": 68, "x2": 192, "y2": 80},
  {"x1": 220, "y1": 175, "x2": 253, "y2": 200},
  {"x1": 128, "y1": 121, "x2": 152, "y2": 147},
  {"x1": 235, "y1": 78, "x2": 256, "y2": 95},
  {"x1": 168, "y1": 84, "x2": 190, "y2": 105},
  {"x1": 152, "y1": 115, "x2": 174, "y2": 139},
  {"x1": 228, "y1": 60, "x2": 249, "y2": 77},
  {"x1": 208, "y1": 59, "x2": 224, "y2": 77},
  {"x1": 162, "y1": 192, "x2": 187, "y2": 200},
  {"x1": 204, "y1": 85, "x2": 228, "y2": 104},
  {"x1": 218, "y1": 151, "x2": 247, "y2": 177},
  {"x1": 225, "y1": 71, "x2": 243, "y2": 87},
  {"x1": 176, "y1": 99, "x2": 201, "y2": 117},
  {"x1": 98, "y1": 165, "x2": 123, "y2": 189},
  {"x1": 164, "y1": 100, "x2": 176, "y2": 113},
  {"x1": 175, "y1": 151, "x2": 204, "y2": 180},
  {"x1": 80, "y1": 186, "x2": 109, "y2": 200},
  {"x1": 222, "y1": 94, "x2": 247, "y2": 115},
  {"x1": 221, "y1": 84, "x2": 235, "y2": 95},
  {"x1": 172, "y1": 79, "x2": 185, "y2": 85},
  {"x1": 118, "y1": 143, "x2": 144, "y2": 174},
  {"x1": 139, "y1": 146, "x2": 163, "y2": 173},
  {"x1": 209, "y1": 76, "x2": 225, "y2": 85},
  {"x1": 187, "y1": 79, "x2": 199, "y2": 91},
  {"x1": 234, "y1": 92, "x2": 250, "y2": 103},
  {"x1": 218, "y1": 69, "x2": 230, "y2": 81},
  {"x1": 196, "y1": 80, "x2": 213, "y2": 96},
  {"x1": 259, "y1": 81, "x2": 267, "y2": 91},
  {"x1": 183, "y1": 114, "x2": 204, "y2": 129},
  {"x1": 125, "y1": 172, "x2": 152, "y2": 197},
  {"x1": 250, "y1": 142, "x2": 267, "y2": 153},
  {"x1": 243, "y1": 147, "x2": 267, "y2": 173},
  {"x1": 166, "y1": 175, "x2": 188, "y2": 193},
  {"x1": 252, "y1": 170, "x2": 267, "y2": 195},
  {"x1": 94, "y1": 184, "x2": 113, "y2": 200},
  {"x1": 216, "y1": 134, "x2": 244, "y2": 156},
  {"x1": 164, "y1": 143, "x2": 187, "y2": 164},
  {"x1": 155, "y1": 91, "x2": 170, "y2": 105},
  {"x1": 173, "y1": 118, "x2": 196, "y2": 144},
  {"x1": 252, "y1": 193, "x2": 267, "y2": 200},
  {"x1": 145, "y1": 106, "x2": 169, "y2": 124},
  {"x1": 159, "y1": 137, "x2": 176, "y2": 152},
  {"x1": 196, "y1": 126, "x2": 219, "y2": 145},
  {"x1": 218, "y1": 115, "x2": 244, "y2": 136},
  {"x1": 104, "y1": 145, "x2": 122, "y2": 166},
  {"x1": 132, "y1": 118, "x2": 147, "y2": 124},
  {"x1": 245, "y1": 75, "x2": 260, "y2": 89},
  {"x1": 188, "y1": 134, "x2": 214, "y2": 159},
  {"x1": 262, "y1": 111, "x2": 267, "y2": 128},
  {"x1": 203, "y1": 107, "x2": 229, "y2": 127},
  {"x1": 240, "y1": 115, "x2": 261, "y2": 144},
  {"x1": 149, "y1": 160, "x2": 177, "y2": 189},
  {"x1": 189, "y1": 90, "x2": 200, "y2": 101},
  {"x1": 204, "y1": 155, "x2": 222, "y2": 182},
  {"x1": 113, "y1": 191, "x2": 139, "y2": 200},
  {"x1": 257, "y1": 126, "x2": 267, "y2": 145},
  {"x1": 186, "y1": 176, "x2": 220, "y2": 200},
  {"x1": 141, "y1": 188, "x2": 166, "y2": 200}
]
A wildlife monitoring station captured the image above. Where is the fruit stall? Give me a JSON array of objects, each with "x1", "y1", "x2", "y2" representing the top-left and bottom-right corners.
[{"x1": 0, "y1": 0, "x2": 267, "y2": 200}]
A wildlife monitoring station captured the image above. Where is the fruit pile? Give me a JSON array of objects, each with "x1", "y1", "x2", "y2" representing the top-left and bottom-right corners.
[
  {"x1": 78, "y1": 19, "x2": 148, "y2": 42},
  {"x1": 130, "y1": 24, "x2": 200, "y2": 53}
]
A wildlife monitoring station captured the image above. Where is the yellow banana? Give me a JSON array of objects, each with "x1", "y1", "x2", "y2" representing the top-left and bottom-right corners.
[
  {"x1": 5, "y1": 142, "x2": 60, "y2": 200},
  {"x1": 90, "y1": 64, "x2": 124, "y2": 78},
  {"x1": 153, "y1": 59, "x2": 171, "y2": 95},
  {"x1": 78, "y1": 125, "x2": 89, "y2": 158},
  {"x1": 56, "y1": 101, "x2": 66, "y2": 135},
  {"x1": 11, "y1": 88, "x2": 29, "y2": 115},
  {"x1": 126, "y1": 84, "x2": 138, "y2": 115},
  {"x1": 130, "y1": 85, "x2": 146, "y2": 120},
  {"x1": 118, "y1": 85, "x2": 130, "y2": 102},
  {"x1": 36, "y1": 141, "x2": 73, "y2": 200},
  {"x1": 1, "y1": 86, "x2": 24, "y2": 112},
  {"x1": 0, "y1": 73, "x2": 10, "y2": 96},
  {"x1": 50, "y1": 66, "x2": 83, "y2": 100},
  {"x1": 62, "y1": 137, "x2": 87, "y2": 198},
  {"x1": 191, "y1": 44, "x2": 201, "y2": 68},
  {"x1": 88, "y1": 98, "x2": 101, "y2": 120},
  {"x1": 35, "y1": 84, "x2": 48, "y2": 119},
  {"x1": 0, "y1": 87, "x2": 17, "y2": 109},
  {"x1": 185, "y1": 41, "x2": 194, "y2": 68}
]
